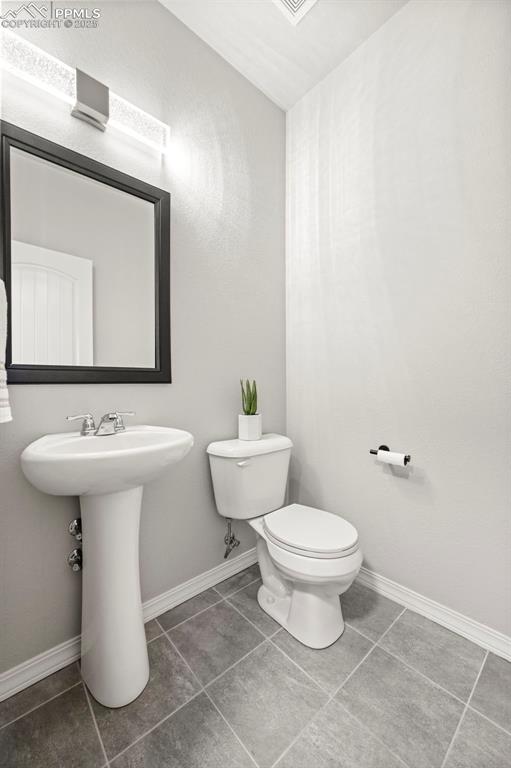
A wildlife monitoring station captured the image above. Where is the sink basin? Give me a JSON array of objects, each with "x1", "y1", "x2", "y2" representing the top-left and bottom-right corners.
[
  {"x1": 21, "y1": 424, "x2": 193, "y2": 708},
  {"x1": 21, "y1": 425, "x2": 194, "y2": 496}
]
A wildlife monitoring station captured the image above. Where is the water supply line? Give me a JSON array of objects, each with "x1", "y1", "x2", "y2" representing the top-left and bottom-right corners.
[{"x1": 224, "y1": 518, "x2": 240, "y2": 559}]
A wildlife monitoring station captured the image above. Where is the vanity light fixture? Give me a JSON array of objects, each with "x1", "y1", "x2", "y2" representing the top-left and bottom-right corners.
[
  {"x1": 71, "y1": 69, "x2": 109, "y2": 132},
  {"x1": 1, "y1": 29, "x2": 75, "y2": 104},
  {"x1": 0, "y1": 30, "x2": 170, "y2": 153}
]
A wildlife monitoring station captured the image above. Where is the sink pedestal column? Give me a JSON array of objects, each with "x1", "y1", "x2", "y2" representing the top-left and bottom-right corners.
[{"x1": 80, "y1": 486, "x2": 149, "y2": 708}]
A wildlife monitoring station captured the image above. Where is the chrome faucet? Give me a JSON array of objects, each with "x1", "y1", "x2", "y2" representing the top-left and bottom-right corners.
[
  {"x1": 94, "y1": 411, "x2": 135, "y2": 436},
  {"x1": 66, "y1": 413, "x2": 96, "y2": 436}
]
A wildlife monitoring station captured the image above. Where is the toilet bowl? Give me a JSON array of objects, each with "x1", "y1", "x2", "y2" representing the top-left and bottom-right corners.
[
  {"x1": 207, "y1": 434, "x2": 362, "y2": 649},
  {"x1": 251, "y1": 505, "x2": 362, "y2": 647}
]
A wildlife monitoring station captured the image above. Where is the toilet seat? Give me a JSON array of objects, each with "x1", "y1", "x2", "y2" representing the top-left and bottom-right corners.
[
  {"x1": 263, "y1": 503, "x2": 358, "y2": 559},
  {"x1": 249, "y1": 511, "x2": 363, "y2": 645}
]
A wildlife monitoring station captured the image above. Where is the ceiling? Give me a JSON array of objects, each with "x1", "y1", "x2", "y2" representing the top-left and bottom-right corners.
[{"x1": 158, "y1": 0, "x2": 408, "y2": 110}]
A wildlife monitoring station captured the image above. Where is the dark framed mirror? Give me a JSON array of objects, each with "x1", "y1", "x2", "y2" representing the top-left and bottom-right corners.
[{"x1": 0, "y1": 121, "x2": 171, "y2": 383}]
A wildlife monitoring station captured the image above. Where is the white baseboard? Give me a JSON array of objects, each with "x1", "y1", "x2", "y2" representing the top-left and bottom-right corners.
[
  {"x1": 357, "y1": 566, "x2": 511, "y2": 662},
  {"x1": 3, "y1": 550, "x2": 509, "y2": 703},
  {"x1": 0, "y1": 635, "x2": 82, "y2": 704},
  {"x1": 142, "y1": 547, "x2": 258, "y2": 623},
  {"x1": 0, "y1": 547, "x2": 258, "y2": 703}
]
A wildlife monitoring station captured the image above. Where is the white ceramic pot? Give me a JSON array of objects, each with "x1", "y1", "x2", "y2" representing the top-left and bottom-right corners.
[{"x1": 238, "y1": 413, "x2": 262, "y2": 441}]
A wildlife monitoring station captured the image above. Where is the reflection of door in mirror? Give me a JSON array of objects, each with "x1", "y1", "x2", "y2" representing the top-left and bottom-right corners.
[
  {"x1": 11, "y1": 241, "x2": 93, "y2": 366},
  {"x1": 9, "y1": 146, "x2": 156, "y2": 369}
]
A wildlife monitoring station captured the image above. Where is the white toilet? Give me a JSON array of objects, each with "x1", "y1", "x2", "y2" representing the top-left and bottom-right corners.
[{"x1": 207, "y1": 433, "x2": 362, "y2": 649}]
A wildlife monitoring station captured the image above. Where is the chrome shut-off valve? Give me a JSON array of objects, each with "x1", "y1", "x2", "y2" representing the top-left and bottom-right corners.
[
  {"x1": 67, "y1": 548, "x2": 82, "y2": 572},
  {"x1": 68, "y1": 518, "x2": 82, "y2": 541},
  {"x1": 224, "y1": 519, "x2": 240, "y2": 559}
]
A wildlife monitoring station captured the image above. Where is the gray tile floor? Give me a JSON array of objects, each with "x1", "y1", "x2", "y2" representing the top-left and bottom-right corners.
[{"x1": 1, "y1": 567, "x2": 510, "y2": 768}]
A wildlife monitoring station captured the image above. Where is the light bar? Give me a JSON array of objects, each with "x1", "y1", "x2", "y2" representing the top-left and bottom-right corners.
[
  {"x1": 1, "y1": 29, "x2": 75, "y2": 103},
  {"x1": 109, "y1": 92, "x2": 170, "y2": 153},
  {"x1": 0, "y1": 30, "x2": 170, "y2": 153}
]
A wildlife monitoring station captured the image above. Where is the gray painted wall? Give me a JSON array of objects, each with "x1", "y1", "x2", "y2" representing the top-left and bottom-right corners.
[
  {"x1": 0, "y1": 1, "x2": 285, "y2": 671},
  {"x1": 287, "y1": 0, "x2": 511, "y2": 636}
]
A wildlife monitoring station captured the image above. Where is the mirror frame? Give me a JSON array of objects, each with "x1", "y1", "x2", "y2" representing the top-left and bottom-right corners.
[{"x1": 0, "y1": 121, "x2": 171, "y2": 383}]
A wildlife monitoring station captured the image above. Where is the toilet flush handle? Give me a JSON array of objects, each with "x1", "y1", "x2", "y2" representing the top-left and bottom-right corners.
[{"x1": 236, "y1": 460, "x2": 250, "y2": 467}]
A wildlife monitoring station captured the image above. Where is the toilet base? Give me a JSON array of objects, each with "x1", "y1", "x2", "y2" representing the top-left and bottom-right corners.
[{"x1": 257, "y1": 582, "x2": 345, "y2": 649}]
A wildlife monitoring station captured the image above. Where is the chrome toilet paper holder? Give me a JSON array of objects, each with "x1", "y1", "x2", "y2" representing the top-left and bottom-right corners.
[{"x1": 369, "y1": 445, "x2": 411, "y2": 465}]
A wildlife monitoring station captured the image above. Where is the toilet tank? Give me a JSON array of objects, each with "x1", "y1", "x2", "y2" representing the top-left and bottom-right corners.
[{"x1": 207, "y1": 434, "x2": 292, "y2": 520}]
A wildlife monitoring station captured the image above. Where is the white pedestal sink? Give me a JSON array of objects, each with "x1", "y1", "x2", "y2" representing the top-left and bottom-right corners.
[{"x1": 21, "y1": 425, "x2": 193, "y2": 708}]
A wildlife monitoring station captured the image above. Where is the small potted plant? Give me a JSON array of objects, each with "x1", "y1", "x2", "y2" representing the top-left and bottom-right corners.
[{"x1": 239, "y1": 379, "x2": 262, "y2": 440}]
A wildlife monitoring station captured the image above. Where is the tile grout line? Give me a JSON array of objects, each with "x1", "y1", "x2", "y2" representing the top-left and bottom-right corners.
[
  {"x1": 228, "y1": 593, "x2": 413, "y2": 767},
  {"x1": 130, "y1": 591, "x2": 507, "y2": 767},
  {"x1": 332, "y1": 636, "x2": 380, "y2": 695},
  {"x1": 103, "y1": 622, "x2": 268, "y2": 763},
  {"x1": 224, "y1": 599, "x2": 281, "y2": 637},
  {"x1": 335, "y1": 605, "x2": 483, "y2": 766},
  {"x1": 203, "y1": 637, "x2": 267, "y2": 690},
  {"x1": 222, "y1": 590, "x2": 280, "y2": 640},
  {"x1": 331, "y1": 606, "x2": 410, "y2": 695},
  {"x1": 92, "y1": 615, "x2": 284, "y2": 767},
  {"x1": 8, "y1": 574, "x2": 501, "y2": 768},
  {"x1": 440, "y1": 649, "x2": 489, "y2": 768},
  {"x1": 164, "y1": 633, "x2": 260, "y2": 768},
  {"x1": 346, "y1": 616, "x2": 498, "y2": 713},
  {"x1": 0, "y1": 679, "x2": 83, "y2": 731},
  {"x1": 147, "y1": 603, "x2": 353, "y2": 768},
  {"x1": 155, "y1": 574, "x2": 261, "y2": 635},
  {"x1": 344, "y1": 620, "x2": 380, "y2": 644},
  {"x1": 466, "y1": 702, "x2": 511, "y2": 737},
  {"x1": 267, "y1": 637, "x2": 330, "y2": 694},
  {"x1": 165, "y1": 590, "x2": 270, "y2": 692},
  {"x1": 107, "y1": 689, "x2": 204, "y2": 765},
  {"x1": 333, "y1": 698, "x2": 412, "y2": 768},
  {"x1": 275, "y1": 607, "x2": 414, "y2": 768},
  {"x1": 373, "y1": 644, "x2": 466, "y2": 707},
  {"x1": 372, "y1": 607, "x2": 407, "y2": 645},
  {"x1": 269, "y1": 628, "x2": 382, "y2": 767},
  {"x1": 269, "y1": 610, "x2": 414, "y2": 768},
  {"x1": 219, "y1": 603, "x2": 333, "y2": 768},
  {"x1": 226, "y1": 599, "x2": 393, "y2": 768},
  {"x1": 184, "y1": 592, "x2": 484, "y2": 719},
  {"x1": 225, "y1": 599, "x2": 283, "y2": 643},
  {"x1": 269, "y1": 644, "x2": 411, "y2": 768},
  {"x1": 349, "y1": 609, "x2": 490, "y2": 711},
  {"x1": 269, "y1": 636, "x2": 411, "y2": 768},
  {"x1": 162, "y1": 632, "x2": 204, "y2": 690},
  {"x1": 0, "y1": 572, "x2": 260, "y2": 733},
  {"x1": 203, "y1": 690, "x2": 261, "y2": 768},
  {"x1": 82, "y1": 681, "x2": 110, "y2": 768},
  {"x1": 146, "y1": 634, "x2": 164, "y2": 644},
  {"x1": 213, "y1": 575, "x2": 262, "y2": 600},
  {"x1": 145, "y1": 626, "x2": 164, "y2": 644},
  {"x1": 160, "y1": 596, "x2": 224, "y2": 633},
  {"x1": 268, "y1": 709, "x2": 320, "y2": 768},
  {"x1": 105, "y1": 627, "x2": 208, "y2": 764},
  {"x1": 225, "y1": 598, "x2": 332, "y2": 693},
  {"x1": 123, "y1": 611, "x2": 276, "y2": 764},
  {"x1": 157, "y1": 609, "x2": 510, "y2": 767}
]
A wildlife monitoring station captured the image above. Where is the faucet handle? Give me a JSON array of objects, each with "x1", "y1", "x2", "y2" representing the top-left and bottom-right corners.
[
  {"x1": 114, "y1": 411, "x2": 135, "y2": 431},
  {"x1": 66, "y1": 413, "x2": 96, "y2": 436}
]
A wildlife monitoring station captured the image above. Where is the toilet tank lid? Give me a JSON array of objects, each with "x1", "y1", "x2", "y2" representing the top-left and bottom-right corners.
[{"x1": 207, "y1": 433, "x2": 292, "y2": 458}]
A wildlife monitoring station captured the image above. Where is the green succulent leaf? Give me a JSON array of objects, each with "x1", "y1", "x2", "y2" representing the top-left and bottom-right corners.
[
  {"x1": 246, "y1": 379, "x2": 252, "y2": 414},
  {"x1": 240, "y1": 378, "x2": 259, "y2": 415},
  {"x1": 240, "y1": 378, "x2": 246, "y2": 414}
]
